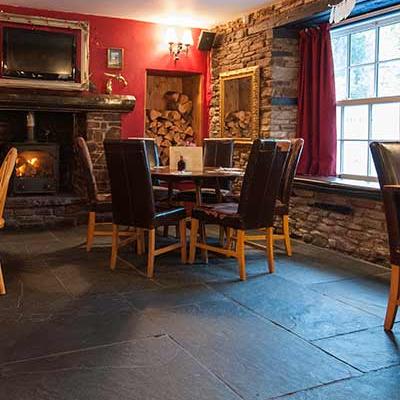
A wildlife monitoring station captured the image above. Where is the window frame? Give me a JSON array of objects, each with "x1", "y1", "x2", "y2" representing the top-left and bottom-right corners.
[{"x1": 332, "y1": 12, "x2": 400, "y2": 181}]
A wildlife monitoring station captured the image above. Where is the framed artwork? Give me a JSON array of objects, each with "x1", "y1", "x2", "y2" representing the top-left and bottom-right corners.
[{"x1": 107, "y1": 48, "x2": 124, "y2": 69}]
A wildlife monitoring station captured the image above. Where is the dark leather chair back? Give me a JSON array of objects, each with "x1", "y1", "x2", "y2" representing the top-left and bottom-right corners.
[
  {"x1": 238, "y1": 139, "x2": 291, "y2": 230},
  {"x1": 370, "y1": 142, "x2": 400, "y2": 188},
  {"x1": 279, "y1": 138, "x2": 304, "y2": 206},
  {"x1": 370, "y1": 142, "x2": 400, "y2": 265},
  {"x1": 104, "y1": 139, "x2": 156, "y2": 228},
  {"x1": 203, "y1": 138, "x2": 234, "y2": 190},
  {"x1": 204, "y1": 139, "x2": 234, "y2": 168},
  {"x1": 144, "y1": 138, "x2": 160, "y2": 168},
  {"x1": 74, "y1": 137, "x2": 99, "y2": 203}
]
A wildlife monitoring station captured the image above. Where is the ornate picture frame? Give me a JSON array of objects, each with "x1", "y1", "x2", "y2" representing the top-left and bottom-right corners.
[
  {"x1": 107, "y1": 48, "x2": 124, "y2": 69},
  {"x1": 219, "y1": 66, "x2": 260, "y2": 142}
]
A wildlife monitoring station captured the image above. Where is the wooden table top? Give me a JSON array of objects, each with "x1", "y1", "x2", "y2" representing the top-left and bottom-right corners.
[{"x1": 150, "y1": 166, "x2": 244, "y2": 180}]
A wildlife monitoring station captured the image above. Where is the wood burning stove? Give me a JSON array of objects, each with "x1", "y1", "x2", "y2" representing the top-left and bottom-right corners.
[
  {"x1": 11, "y1": 112, "x2": 59, "y2": 195},
  {"x1": 12, "y1": 143, "x2": 59, "y2": 194}
]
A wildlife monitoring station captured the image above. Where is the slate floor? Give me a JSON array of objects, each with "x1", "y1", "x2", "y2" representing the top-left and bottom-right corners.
[{"x1": 0, "y1": 225, "x2": 399, "y2": 400}]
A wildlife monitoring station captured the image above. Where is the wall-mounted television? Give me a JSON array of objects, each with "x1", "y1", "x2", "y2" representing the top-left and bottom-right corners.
[{"x1": 2, "y1": 27, "x2": 77, "y2": 82}]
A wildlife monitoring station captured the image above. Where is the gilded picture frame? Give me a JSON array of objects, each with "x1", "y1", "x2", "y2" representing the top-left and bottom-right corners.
[{"x1": 219, "y1": 66, "x2": 260, "y2": 142}]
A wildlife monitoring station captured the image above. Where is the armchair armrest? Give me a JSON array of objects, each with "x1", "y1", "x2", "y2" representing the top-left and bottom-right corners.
[{"x1": 384, "y1": 185, "x2": 400, "y2": 191}]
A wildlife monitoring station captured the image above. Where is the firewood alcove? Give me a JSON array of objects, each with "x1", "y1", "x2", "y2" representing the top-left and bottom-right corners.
[{"x1": 145, "y1": 71, "x2": 202, "y2": 165}]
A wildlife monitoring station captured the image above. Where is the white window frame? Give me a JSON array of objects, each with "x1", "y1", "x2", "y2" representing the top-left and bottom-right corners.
[{"x1": 332, "y1": 12, "x2": 400, "y2": 181}]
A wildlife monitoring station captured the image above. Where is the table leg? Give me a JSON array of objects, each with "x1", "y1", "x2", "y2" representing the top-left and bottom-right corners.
[{"x1": 195, "y1": 180, "x2": 208, "y2": 263}]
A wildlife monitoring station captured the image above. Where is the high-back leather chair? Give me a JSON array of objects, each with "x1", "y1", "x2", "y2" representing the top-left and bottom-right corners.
[
  {"x1": 189, "y1": 139, "x2": 291, "y2": 280},
  {"x1": 370, "y1": 141, "x2": 400, "y2": 331},
  {"x1": 74, "y1": 137, "x2": 113, "y2": 252},
  {"x1": 177, "y1": 138, "x2": 234, "y2": 204},
  {"x1": 0, "y1": 147, "x2": 17, "y2": 295},
  {"x1": 245, "y1": 138, "x2": 304, "y2": 255},
  {"x1": 104, "y1": 139, "x2": 187, "y2": 277}
]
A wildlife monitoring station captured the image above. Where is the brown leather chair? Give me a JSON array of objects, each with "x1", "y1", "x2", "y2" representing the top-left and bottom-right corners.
[
  {"x1": 74, "y1": 137, "x2": 113, "y2": 252},
  {"x1": 177, "y1": 138, "x2": 234, "y2": 203},
  {"x1": 244, "y1": 138, "x2": 304, "y2": 256},
  {"x1": 129, "y1": 137, "x2": 172, "y2": 202},
  {"x1": 104, "y1": 139, "x2": 187, "y2": 277},
  {"x1": 189, "y1": 139, "x2": 291, "y2": 280},
  {"x1": 370, "y1": 141, "x2": 400, "y2": 331}
]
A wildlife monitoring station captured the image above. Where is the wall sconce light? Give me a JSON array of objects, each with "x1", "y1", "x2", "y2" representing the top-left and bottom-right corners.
[{"x1": 166, "y1": 27, "x2": 194, "y2": 61}]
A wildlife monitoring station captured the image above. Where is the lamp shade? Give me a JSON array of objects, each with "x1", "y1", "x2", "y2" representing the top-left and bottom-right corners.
[
  {"x1": 166, "y1": 27, "x2": 178, "y2": 44},
  {"x1": 182, "y1": 29, "x2": 194, "y2": 46}
]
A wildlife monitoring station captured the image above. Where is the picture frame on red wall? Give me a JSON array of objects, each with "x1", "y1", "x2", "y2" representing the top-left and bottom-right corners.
[{"x1": 107, "y1": 48, "x2": 124, "y2": 69}]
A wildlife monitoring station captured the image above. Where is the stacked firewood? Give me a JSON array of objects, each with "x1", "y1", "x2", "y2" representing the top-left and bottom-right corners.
[
  {"x1": 224, "y1": 111, "x2": 252, "y2": 138},
  {"x1": 146, "y1": 91, "x2": 195, "y2": 165}
]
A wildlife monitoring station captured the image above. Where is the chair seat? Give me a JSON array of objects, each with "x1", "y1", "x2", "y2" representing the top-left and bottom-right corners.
[
  {"x1": 192, "y1": 202, "x2": 245, "y2": 229},
  {"x1": 91, "y1": 193, "x2": 112, "y2": 213},
  {"x1": 177, "y1": 188, "x2": 229, "y2": 204},
  {"x1": 154, "y1": 203, "x2": 187, "y2": 228},
  {"x1": 153, "y1": 185, "x2": 179, "y2": 202}
]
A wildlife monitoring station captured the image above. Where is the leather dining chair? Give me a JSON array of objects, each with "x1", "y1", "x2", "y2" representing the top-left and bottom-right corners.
[
  {"x1": 0, "y1": 147, "x2": 17, "y2": 295},
  {"x1": 75, "y1": 137, "x2": 113, "y2": 252},
  {"x1": 177, "y1": 138, "x2": 234, "y2": 204},
  {"x1": 244, "y1": 138, "x2": 304, "y2": 256},
  {"x1": 104, "y1": 139, "x2": 187, "y2": 278},
  {"x1": 370, "y1": 141, "x2": 400, "y2": 331},
  {"x1": 189, "y1": 139, "x2": 291, "y2": 280}
]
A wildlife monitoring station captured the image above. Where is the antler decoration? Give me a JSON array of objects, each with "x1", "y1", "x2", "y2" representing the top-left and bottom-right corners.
[
  {"x1": 104, "y1": 73, "x2": 128, "y2": 95},
  {"x1": 329, "y1": 0, "x2": 356, "y2": 24}
]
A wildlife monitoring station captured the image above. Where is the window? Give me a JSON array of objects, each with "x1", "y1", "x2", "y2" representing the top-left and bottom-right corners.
[{"x1": 331, "y1": 12, "x2": 400, "y2": 180}]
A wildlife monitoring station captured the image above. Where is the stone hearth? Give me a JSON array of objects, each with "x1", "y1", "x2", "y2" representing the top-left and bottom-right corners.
[{"x1": 0, "y1": 92, "x2": 135, "y2": 228}]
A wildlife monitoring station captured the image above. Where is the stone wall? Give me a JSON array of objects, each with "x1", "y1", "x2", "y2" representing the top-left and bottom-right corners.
[
  {"x1": 209, "y1": 0, "x2": 330, "y2": 140},
  {"x1": 287, "y1": 188, "x2": 389, "y2": 265},
  {"x1": 85, "y1": 112, "x2": 122, "y2": 193}
]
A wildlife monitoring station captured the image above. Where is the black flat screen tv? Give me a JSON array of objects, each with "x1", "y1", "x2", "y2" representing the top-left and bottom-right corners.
[{"x1": 2, "y1": 27, "x2": 77, "y2": 81}]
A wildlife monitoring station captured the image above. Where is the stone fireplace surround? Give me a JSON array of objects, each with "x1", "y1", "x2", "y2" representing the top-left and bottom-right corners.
[{"x1": 0, "y1": 92, "x2": 135, "y2": 228}]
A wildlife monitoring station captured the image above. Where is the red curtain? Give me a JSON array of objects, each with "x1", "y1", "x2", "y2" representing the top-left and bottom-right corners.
[{"x1": 297, "y1": 24, "x2": 337, "y2": 176}]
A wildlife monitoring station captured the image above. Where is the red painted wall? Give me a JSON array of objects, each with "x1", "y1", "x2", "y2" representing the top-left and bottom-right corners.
[{"x1": 0, "y1": 4, "x2": 210, "y2": 139}]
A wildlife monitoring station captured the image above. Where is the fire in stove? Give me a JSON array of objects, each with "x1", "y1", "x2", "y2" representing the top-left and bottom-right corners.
[{"x1": 15, "y1": 151, "x2": 54, "y2": 178}]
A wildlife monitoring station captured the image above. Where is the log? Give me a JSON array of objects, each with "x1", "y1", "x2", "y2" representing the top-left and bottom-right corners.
[
  {"x1": 149, "y1": 109, "x2": 162, "y2": 121},
  {"x1": 178, "y1": 100, "x2": 193, "y2": 115}
]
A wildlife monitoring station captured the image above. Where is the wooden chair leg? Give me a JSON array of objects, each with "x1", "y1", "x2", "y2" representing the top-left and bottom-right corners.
[
  {"x1": 163, "y1": 226, "x2": 169, "y2": 237},
  {"x1": 282, "y1": 215, "x2": 292, "y2": 257},
  {"x1": 0, "y1": 263, "x2": 6, "y2": 295},
  {"x1": 219, "y1": 226, "x2": 225, "y2": 246},
  {"x1": 384, "y1": 265, "x2": 400, "y2": 331},
  {"x1": 110, "y1": 224, "x2": 119, "y2": 270},
  {"x1": 147, "y1": 229, "x2": 156, "y2": 278},
  {"x1": 200, "y1": 223, "x2": 209, "y2": 264},
  {"x1": 189, "y1": 218, "x2": 199, "y2": 264},
  {"x1": 266, "y1": 227, "x2": 275, "y2": 273},
  {"x1": 137, "y1": 229, "x2": 145, "y2": 255},
  {"x1": 225, "y1": 227, "x2": 233, "y2": 256},
  {"x1": 86, "y1": 211, "x2": 96, "y2": 252},
  {"x1": 179, "y1": 219, "x2": 187, "y2": 263},
  {"x1": 237, "y1": 230, "x2": 246, "y2": 281}
]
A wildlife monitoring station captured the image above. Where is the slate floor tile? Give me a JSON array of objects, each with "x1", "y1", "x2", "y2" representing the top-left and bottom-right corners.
[
  {"x1": 314, "y1": 324, "x2": 400, "y2": 372},
  {"x1": 0, "y1": 336, "x2": 242, "y2": 400},
  {"x1": 311, "y1": 273, "x2": 400, "y2": 322},
  {"x1": 276, "y1": 365, "x2": 400, "y2": 400},
  {"x1": 145, "y1": 299, "x2": 359, "y2": 400},
  {"x1": 211, "y1": 275, "x2": 382, "y2": 340},
  {"x1": 0, "y1": 308, "x2": 162, "y2": 364},
  {"x1": 122, "y1": 283, "x2": 226, "y2": 311}
]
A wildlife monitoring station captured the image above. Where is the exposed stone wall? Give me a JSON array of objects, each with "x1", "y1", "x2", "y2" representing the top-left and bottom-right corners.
[
  {"x1": 287, "y1": 189, "x2": 389, "y2": 265},
  {"x1": 209, "y1": 0, "x2": 326, "y2": 140},
  {"x1": 4, "y1": 196, "x2": 86, "y2": 229},
  {"x1": 85, "y1": 112, "x2": 122, "y2": 193}
]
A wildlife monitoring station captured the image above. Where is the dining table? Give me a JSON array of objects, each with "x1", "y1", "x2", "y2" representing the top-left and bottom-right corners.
[{"x1": 150, "y1": 166, "x2": 244, "y2": 206}]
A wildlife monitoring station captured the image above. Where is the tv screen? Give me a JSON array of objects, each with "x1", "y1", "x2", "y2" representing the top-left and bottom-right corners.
[{"x1": 2, "y1": 27, "x2": 77, "y2": 81}]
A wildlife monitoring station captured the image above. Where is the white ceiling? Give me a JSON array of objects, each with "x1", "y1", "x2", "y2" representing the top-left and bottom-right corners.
[{"x1": 0, "y1": 0, "x2": 274, "y2": 27}]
